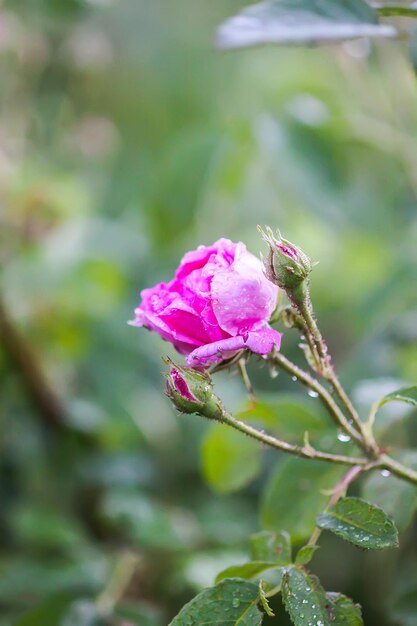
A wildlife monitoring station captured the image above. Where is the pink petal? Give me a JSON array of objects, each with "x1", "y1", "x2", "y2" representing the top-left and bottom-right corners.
[
  {"x1": 186, "y1": 335, "x2": 246, "y2": 368},
  {"x1": 245, "y1": 327, "x2": 282, "y2": 354},
  {"x1": 211, "y1": 245, "x2": 278, "y2": 336},
  {"x1": 170, "y1": 368, "x2": 198, "y2": 401},
  {"x1": 176, "y1": 239, "x2": 236, "y2": 281},
  {"x1": 186, "y1": 327, "x2": 281, "y2": 368}
]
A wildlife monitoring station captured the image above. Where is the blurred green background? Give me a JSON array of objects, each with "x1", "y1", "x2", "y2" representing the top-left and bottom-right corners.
[{"x1": 1, "y1": 1, "x2": 417, "y2": 625}]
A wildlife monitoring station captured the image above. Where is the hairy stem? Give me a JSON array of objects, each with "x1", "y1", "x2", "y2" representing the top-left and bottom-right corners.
[
  {"x1": 219, "y1": 410, "x2": 369, "y2": 467},
  {"x1": 291, "y1": 284, "x2": 378, "y2": 454},
  {"x1": 266, "y1": 352, "x2": 417, "y2": 485},
  {"x1": 269, "y1": 352, "x2": 364, "y2": 448},
  {"x1": 380, "y1": 454, "x2": 417, "y2": 486}
]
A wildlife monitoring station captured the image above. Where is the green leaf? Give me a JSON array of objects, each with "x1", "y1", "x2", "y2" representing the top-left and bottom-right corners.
[
  {"x1": 249, "y1": 530, "x2": 292, "y2": 564},
  {"x1": 316, "y1": 497, "x2": 399, "y2": 550},
  {"x1": 377, "y1": 386, "x2": 417, "y2": 409},
  {"x1": 295, "y1": 545, "x2": 320, "y2": 566},
  {"x1": 261, "y1": 458, "x2": 344, "y2": 542},
  {"x1": 362, "y1": 459, "x2": 417, "y2": 533},
  {"x1": 216, "y1": 0, "x2": 396, "y2": 50},
  {"x1": 259, "y1": 580, "x2": 275, "y2": 617},
  {"x1": 202, "y1": 423, "x2": 261, "y2": 493},
  {"x1": 168, "y1": 579, "x2": 263, "y2": 626},
  {"x1": 216, "y1": 531, "x2": 291, "y2": 586},
  {"x1": 282, "y1": 567, "x2": 334, "y2": 626},
  {"x1": 215, "y1": 561, "x2": 283, "y2": 584},
  {"x1": 327, "y1": 593, "x2": 363, "y2": 626}
]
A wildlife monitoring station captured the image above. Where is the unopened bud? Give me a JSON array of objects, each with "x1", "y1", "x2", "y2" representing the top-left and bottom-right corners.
[
  {"x1": 259, "y1": 226, "x2": 313, "y2": 291},
  {"x1": 164, "y1": 360, "x2": 223, "y2": 420}
]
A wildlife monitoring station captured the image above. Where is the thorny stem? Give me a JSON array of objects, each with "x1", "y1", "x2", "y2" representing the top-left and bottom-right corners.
[
  {"x1": 268, "y1": 352, "x2": 417, "y2": 485},
  {"x1": 270, "y1": 351, "x2": 417, "y2": 486},
  {"x1": 291, "y1": 283, "x2": 379, "y2": 455},
  {"x1": 269, "y1": 352, "x2": 364, "y2": 448},
  {"x1": 380, "y1": 454, "x2": 417, "y2": 485},
  {"x1": 260, "y1": 231, "x2": 417, "y2": 486},
  {"x1": 275, "y1": 305, "x2": 321, "y2": 371},
  {"x1": 219, "y1": 410, "x2": 369, "y2": 467}
]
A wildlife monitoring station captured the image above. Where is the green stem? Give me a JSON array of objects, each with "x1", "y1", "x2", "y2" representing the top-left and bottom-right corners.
[
  {"x1": 380, "y1": 454, "x2": 417, "y2": 486},
  {"x1": 220, "y1": 410, "x2": 368, "y2": 467},
  {"x1": 292, "y1": 285, "x2": 378, "y2": 455},
  {"x1": 237, "y1": 358, "x2": 256, "y2": 402},
  {"x1": 275, "y1": 305, "x2": 322, "y2": 371},
  {"x1": 268, "y1": 352, "x2": 417, "y2": 486},
  {"x1": 270, "y1": 352, "x2": 364, "y2": 448}
]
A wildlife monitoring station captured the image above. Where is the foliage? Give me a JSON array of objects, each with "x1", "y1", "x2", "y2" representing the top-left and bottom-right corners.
[{"x1": 1, "y1": 0, "x2": 417, "y2": 625}]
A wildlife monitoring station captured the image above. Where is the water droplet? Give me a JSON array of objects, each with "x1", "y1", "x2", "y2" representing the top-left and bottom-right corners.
[
  {"x1": 337, "y1": 431, "x2": 351, "y2": 443},
  {"x1": 317, "y1": 621, "x2": 324, "y2": 626},
  {"x1": 269, "y1": 364, "x2": 279, "y2": 379},
  {"x1": 232, "y1": 598, "x2": 240, "y2": 608},
  {"x1": 292, "y1": 376, "x2": 298, "y2": 382},
  {"x1": 308, "y1": 390, "x2": 319, "y2": 398},
  {"x1": 381, "y1": 469, "x2": 391, "y2": 477}
]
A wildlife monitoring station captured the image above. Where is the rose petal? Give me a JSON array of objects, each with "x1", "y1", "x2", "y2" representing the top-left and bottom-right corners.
[
  {"x1": 170, "y1": 368, "x2": 198, "y2": 401},
  {"x1": 186, "y1": 327, "x2": 281, "y2": 368},
  {"x1": 176, "y1": 239, "x2": 236, "y2": 281},
  {"x1": 211, "y1": 244, "x2": 278, "y2": 336},
  {"x1": 186, "y1": 335, "x2": 246, "y2": 368},
  {"x1": 244, "y1": 327, "x2": 282, "y2": 354}
]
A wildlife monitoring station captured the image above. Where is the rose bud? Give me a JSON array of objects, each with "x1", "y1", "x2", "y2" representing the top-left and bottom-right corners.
[
  {"x1": 260, "y1": 226, "x2": 313, "y2": 291},
  {"x1": 165, "y1": 362, "x2": 223, "y2": 420},
  {"x1": 129, "y1": 238, "x2": 281, "y2": 369}
]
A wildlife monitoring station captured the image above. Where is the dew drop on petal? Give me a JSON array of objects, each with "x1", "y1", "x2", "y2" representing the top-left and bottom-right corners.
[{"x1": 381, "y1": 469, "x2": 391, "y2": 477}]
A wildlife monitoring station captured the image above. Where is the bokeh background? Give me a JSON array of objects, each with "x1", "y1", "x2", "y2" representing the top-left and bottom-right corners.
[{"x1": 1, "y1": 1, "x2": 417, "y2": 625}]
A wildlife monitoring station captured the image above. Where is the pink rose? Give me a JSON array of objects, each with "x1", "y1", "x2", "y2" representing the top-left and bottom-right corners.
[{"x1": 129, "y1": 238, "x2": 281, "y2": 368}]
